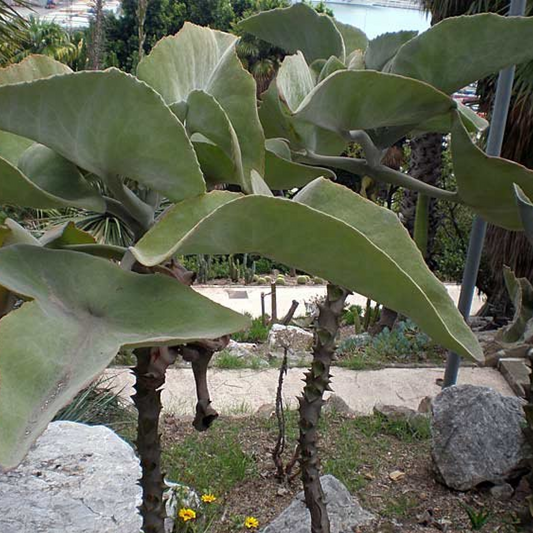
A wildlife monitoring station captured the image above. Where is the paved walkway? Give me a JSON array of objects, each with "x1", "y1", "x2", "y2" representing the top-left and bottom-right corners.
[
  {"x1": 195, "y1": 284, "x2": 485, "y2": 319},
  {"x1": 106, "y1": 366, "x2": 512, "y2": 417}
]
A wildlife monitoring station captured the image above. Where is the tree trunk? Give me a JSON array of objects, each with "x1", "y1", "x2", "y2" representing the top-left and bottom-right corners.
[
  {"x1": 88, "y1": 0, "x2": 104, "y2": 70},
  {"x1": 132, "y1": 347, "x2": 168, "y2": 533},
  {"x1": 298, "y1": 284, "x2": 350, "y2": 533},
  {"x1": 401, "y1": 133, "x2": 444, "y2": 271}
]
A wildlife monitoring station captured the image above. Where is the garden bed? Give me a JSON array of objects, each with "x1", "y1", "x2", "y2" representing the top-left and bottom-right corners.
[{"x1": 160, "y1": 411, "x2": 525, "y2": 533}]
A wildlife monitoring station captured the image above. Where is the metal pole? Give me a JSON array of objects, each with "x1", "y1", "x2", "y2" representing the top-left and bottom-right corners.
[{"x1": 443, "y1": 0, "x2": 527, "y2": 388}]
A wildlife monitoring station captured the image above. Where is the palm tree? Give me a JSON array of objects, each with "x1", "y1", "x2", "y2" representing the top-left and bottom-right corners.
[
  {"x1": 417, "y1": 0, "x2": 533, "y2": 317},
  {"x1": 0, "y1": 0, "x2": 28, "y2": 65}
]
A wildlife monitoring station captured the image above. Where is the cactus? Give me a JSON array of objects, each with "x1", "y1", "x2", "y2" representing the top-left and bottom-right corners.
[
  {"x1": 243, "y1": 258, "x2": 257, "y2": 285},
  {"x1": 275, "y1": 276, "x2": 286, "y2": 286},
  {"x1": 257, "y1": 276, "x2": 267, "y2": 284},
  {"x1": 197, "y1": 254, "x2": 211, "y2": 284},
  {"x1": 229, "y1": 254, "x2": 241, "y2": 283},
  {"x1": 297, "y1": 275, "x2": 308, "y2": 285},
  {"x1": 313, "y1": 276, "x2": 325, "y2": 285}
]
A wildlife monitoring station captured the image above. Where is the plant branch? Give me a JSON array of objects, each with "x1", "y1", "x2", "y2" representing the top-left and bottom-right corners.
[
  {"x1": 297, "y1": 151, "x2": 458, "y2": 202},
  {"x1": 106, "y1": 176, "x2": 155, "y2": 234}
]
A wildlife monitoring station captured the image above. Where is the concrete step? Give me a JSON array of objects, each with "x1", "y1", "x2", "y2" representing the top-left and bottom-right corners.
[{"x1": 499, "y1": 358, "x2": 530, "y2": 398}]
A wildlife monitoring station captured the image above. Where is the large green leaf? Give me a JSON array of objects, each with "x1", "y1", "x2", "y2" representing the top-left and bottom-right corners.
[
  {"x1": 515, "y1": 185, "x2": 533, "y2": 246},
  {"x1": 295, "y1": 70, "x2": 455, "y2": 134},
  {"x1": 186, "y1": 90, "x2": 247, "y2": 190},
  {"x1": 0, "y1": 149, "x2": 105, "y2": 212},
  {"x1": 0, "y1": 69, "x2": 204, "y2": 202},
  {"x1": 391, "y1": 14, "x2": 533, "y2": 94},
  {"x1": 238, "y1": 3, "x2": 344, "y2": 63},
  {"x1": 333, "y1": 20, "x2": 368, "y2": 57},
  {"x1": 265, "y1": 142, "x2": 336, "y2": 189},
  {"x1": 277, "y1": 51, "x2": 316, "y2": 113},
  {"x1": 132, "y1": 180, "x2": 482, "y2": 362},
  {"x1": 0, "y1": 219, "x2": 40, "y2": 318},
  {"x1": 0, "y1": 245, "x2": 249, "y2": 469},
  {"x1": 138, "y1": 23, "x2": 264, "y2": 178},
  {"x1": 0, "y1": 55, "x2": 72, "y2": 166},
  {"x1": 0, "y1": 131, "x2": 33, "y2": 165},
  {"x1": 451, "y1": 117, "x2": 533, "y2": 230},
  {"x1": 259, "y1": 67, "x2": 346, "y2": 156},
  {"x1": 415, "y1": 102, "x2": 488, "y2": 134},
  {"x1": 365, "y1": 31, "x2": 418, "y2": 72},
  {"x1": 0, "y1": 54, "x2": 72, "y2": 84}
]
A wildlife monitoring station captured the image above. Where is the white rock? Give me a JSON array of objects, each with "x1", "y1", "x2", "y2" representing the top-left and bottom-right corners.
[
  {"x1": 262, "y1": 475, "x2": 374, "y2": 533},
  {"x1": 227, "y1": 340, "x2": 258, "y2": 358},
  {"x1": 0, "y1": 421, "x2": 142, "y2": 533},
  {"x1": 267, "y1": 324, "x2": 313, "y2": 353}
]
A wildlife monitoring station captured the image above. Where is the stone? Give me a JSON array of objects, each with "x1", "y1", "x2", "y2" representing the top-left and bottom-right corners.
[
  {"x1": 374, "y1": 404, "x2": 418, "y2": 422},
  {"x1": 431, "y1": 385, "x2": 530, "y2": 491},
  {"x1": 490, "y1": 483, "x2": 514, "y2": 501},
  {"x1": 164, "y1": 480, "x2": 200, "y2": 533},
  {"x1": 256, "y1": 403, "x2": 276, "y2": 418},
  {"x1": 323, "y1": 394, "x2": 355, "y2": 417},
  {"x1": 267, "y1": 324, "x2": 314, "y2": 353},
  {"x1": 0, "y1": 421, "x2": 141, "y2": 533},
  {"x1": 226, "y1": 340, "x2": 258, "y2": 358},
  {"x1": 417, "y1": 396, "x2": 433, "y2": 414},
  {"x1": 261, "y1": 474, "x2": 374, "y2": 533}
]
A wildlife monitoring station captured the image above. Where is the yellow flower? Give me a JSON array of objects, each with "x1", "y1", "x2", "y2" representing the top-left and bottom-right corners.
[
  {"x1": 178, "y1": 508, "x2": 196, "y2": 522},
  {"x1": 201, "y1": 493, "x2": 217, "y2": 503},
  {"x1": 244, "y1": 516, "x2": 259, "y2": 529}
]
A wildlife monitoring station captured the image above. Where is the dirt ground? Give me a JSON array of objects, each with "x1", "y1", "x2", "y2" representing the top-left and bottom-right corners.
[{"x1": 161, "y1": 412, "x2": 528, "y2": 533}]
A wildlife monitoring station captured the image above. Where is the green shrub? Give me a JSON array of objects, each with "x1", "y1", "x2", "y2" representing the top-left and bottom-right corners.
[
  {"x1": 231, "y1": 315, "x2": 270, "y2": 343},
  {"x1": 213, "y1": 351, "x2": 248, "y2": 369}
]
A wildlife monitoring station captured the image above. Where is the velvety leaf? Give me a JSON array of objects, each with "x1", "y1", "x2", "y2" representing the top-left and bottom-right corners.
[
  {"x1": 318, "y1": 55, "x2": 345, "y2": 84},
  {"x1": 452, "y1": 117, "x2": 533, "y2": 230},
  {"x1": 499, "y1": 267, "x2": 533, "y2": 344},
  {"x1": 132, "y1": 180, "x2": 482, "y2": 362},
  {"x1": 134, "y1": 191, "x2": 242, "y2": 266},
  {"x1": 0, "y1": 219, "x2": 40, "y2": 318},
  {"x1": 0, "y1": 55, "x2": 71, "y2": 166},
  {"x1": 0, "y1": 69, "x2": 204, "y2": 202},
  {"x1": 193, "y1": 140, "x2": 235, "y2": 186},
  {"x1": 18, "y1": 144, "x2": 105, "y2": 212},
  {"x1": 138, "y1": 23, "x2": 264, "y2": 177},
  {"x1": 186, "y1": 90, "x2": 247, "y2": 191},
  {"x1": 391, "y1": 14, "x2": 533, "y2": 94},
  {"x1": 40, "y1": 222, "x2": 96, "y2": 248},
  {"x1": 265, "y1": 144, "x2": 336, "y2": 189},
  {"x1": 0, "y1": 131, "x2": 33, "y2": 165},
  {"x1": 277, "y1": 52, "x2": 316, "y2": 112},
  {"x1": 259, "y1": 76, "x2": 346, "y2": 156},
  {"x1": 137, "y1": 23, "x2": 236, "y2": 104},
  {"x1": 238, "y1": 3, "x2": 344, "y2": 63},
  {"x1": 0, "y1": 150, "x2": 105, "y2": 212},
  {"x1": 333, "y1": 20, "x2": 368, "y2": 56},
  {"x1": 295, "y1": 70, "x2": 455, "y2": 134},
  {"x1": 365, "y1": 30, "x2": 418, "y2": 71},
  {"x1": 265, "y1": 138, "x2": 292, "y2": 160},
  {"x1": 415, "y1": 102, "x2": 488, "y2": 134},
  {"x1": 0, "y1": 245, "x2": 249, "y2": 469},
  {"x1": 0, "y1": 54, "x2": 71, "y2": 85},
  {"x1": 515, "y1": 185, "x2": 533, "y2": 246}
]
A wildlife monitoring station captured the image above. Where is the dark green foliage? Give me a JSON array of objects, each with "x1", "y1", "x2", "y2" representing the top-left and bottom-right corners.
[
  {"x1": 54, "y1": 376, "x2": 136, "y2": 441},
  {"x1": 231, "y1": 314, "x2": 270, "y2": 342},
  {"x1": 462, "y1": 504, "x2": 491, "y2": 530}
]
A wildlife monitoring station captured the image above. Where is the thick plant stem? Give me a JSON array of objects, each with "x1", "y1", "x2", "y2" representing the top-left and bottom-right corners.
[
  {"x1": 298, "y1": 284, "x2": 350, "y2": 533},
  {"x1": 413, "y1": 193, "x2": 430, "y2": 258},
  {"x1": 132, "y1": 347, "x2": 167, "y2": 533}
]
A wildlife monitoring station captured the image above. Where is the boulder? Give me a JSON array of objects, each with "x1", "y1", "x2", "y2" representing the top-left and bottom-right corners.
[
  {"x1": 323, "y1": 395, "x2": 355, "y2": 417},
  {"x1": 431, "y1": 385, "x2": 530, "y2": 491},
  {"x1": 226, "y1": 340, "x2": 258, "y2": 358},
  {"x1": 268, "y1": 324, "x2": 313, "y2": 353},
  {"x1": 262, "y1": 475, "x2": 374, "y2": 533},
  {"x1": 0, "y1": 421, "x2": 141, "y2": 533}
]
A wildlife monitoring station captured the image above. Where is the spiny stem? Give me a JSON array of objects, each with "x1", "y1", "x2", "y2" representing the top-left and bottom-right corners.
[
  {"x1": 132, "y1": 347, "x2": 167, "y2": 533},
  {"x1": 298, "y1": 284, "x2": 350, "y2": 533}
]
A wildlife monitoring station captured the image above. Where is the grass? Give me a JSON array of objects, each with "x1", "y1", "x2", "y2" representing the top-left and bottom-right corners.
[
  {"x1": 213, "y1": 350, "x2": 270, "y2": 370},
  {"x1": 163, "y1": 426, "x2": 257, "y2": 495},
  {"x1": 382, "y1": 494, "x2": 418, "y2": 518}
]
